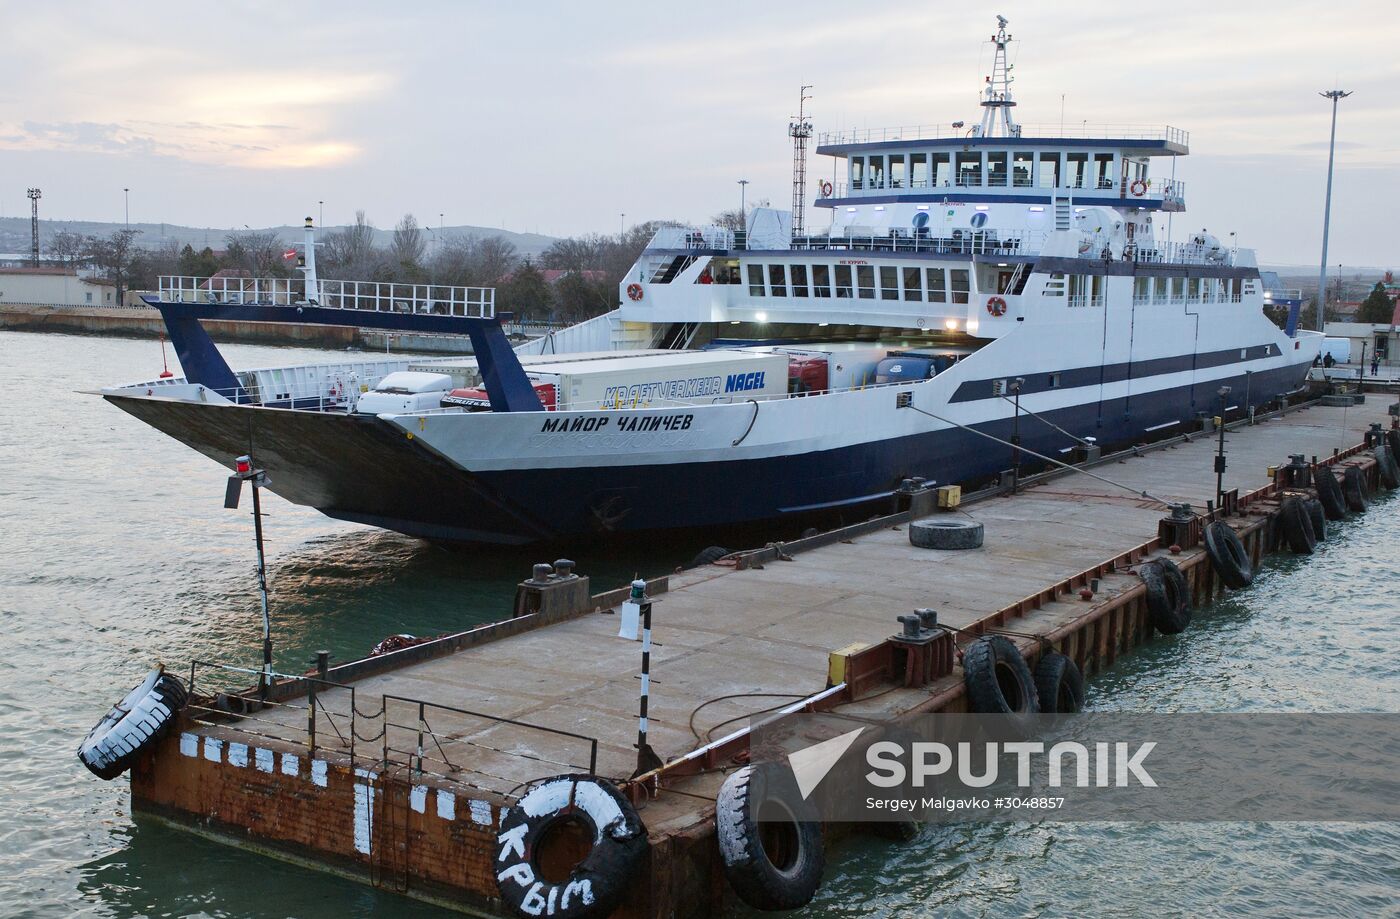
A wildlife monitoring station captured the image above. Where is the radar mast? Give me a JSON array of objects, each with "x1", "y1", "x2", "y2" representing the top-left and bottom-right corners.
[{"x1": 976, "y1": 16, "x2": 1020, "y2": 138}]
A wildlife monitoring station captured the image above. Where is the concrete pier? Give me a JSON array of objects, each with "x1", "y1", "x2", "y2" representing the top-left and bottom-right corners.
[{"x1": 126, "y1": 397, "x2": 1397, "y2": 917}]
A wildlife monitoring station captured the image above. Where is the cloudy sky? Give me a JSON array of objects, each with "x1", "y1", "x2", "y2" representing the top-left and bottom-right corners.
[{"x1": 1, "y1": 0, "x2": 1396, "y2": 265}]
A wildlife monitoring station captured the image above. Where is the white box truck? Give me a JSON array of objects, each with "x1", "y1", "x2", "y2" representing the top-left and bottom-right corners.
[{"x1": 528, "y1": 350, "x2": 789, "y2": 411}]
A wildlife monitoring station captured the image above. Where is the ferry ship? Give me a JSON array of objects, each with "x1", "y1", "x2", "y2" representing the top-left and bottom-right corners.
[{"x1": 102, "y1": 18, "x2": 1321, "y2": 544}]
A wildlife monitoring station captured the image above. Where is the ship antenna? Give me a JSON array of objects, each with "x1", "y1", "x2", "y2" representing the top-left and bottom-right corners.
[
  {"x1": 789, "y1": 85, "x2": 813, "y2": 240},
  {"x1": 977, "y1": 16, "x2": 1020, "y2": 138}
]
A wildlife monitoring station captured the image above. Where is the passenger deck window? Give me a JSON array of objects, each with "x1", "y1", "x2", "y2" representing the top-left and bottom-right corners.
[
  {"x1": 956, "y1": 151, "x2": 982, "y2": 186},
  {"x1": 747, "y1": 264, "x2": 765, "y2": 297},
  {"x1": 926, "y1": 268, "x2": 947, "y2": 302},
  {"x1": 889, "y1": 154, "x2": 905, "y2": 189},
  {"x1": 812, "y1": 264, "x2": 832, "y2": 297},
  {"x1": 1066, "y1": 152, "x2": 1088, "y2": 189},
  {"x1": 1153, "y1": 276, "x2": 1168, "y2": 301},
  {"x1": 1038, "y1": 152, "x2": 1060, "y2": 188},
  {"x1": 903, "y1": 267, "x2": 923, "y2": 301},
  {"x1": 911, "y1": 153, "x2": 929, "y2": 188},
  {"x1": 769, "y1": 264, "x2": 788, "y2": 297},
  {"x1": 857, "y1": 265, "x2": 876, "y2": 299},
  {"x1": 1012, "y1": 151, "x2": 1033, "y2": 187},
  {"x1": 932, "y1": 152, "x2": 951, "y2": 187},
  {"x1": 868, "y1": 156, "x2": 885, "y2": 189},
  {"x1": 851, "y1": 157, "x2": 865, "y2": 190},
  {"x1": 880, "y1": 266, "x2": 900, "y2": 300},
  {"x1": 949, "y1": 269, "x2": 970, "y2": 304},
  {"x1": 791, "y1": 264, "x2": 809, "y2": 298},
  {"x1": 835, "y1": 265, "x2": 853, "y2": 298},
  {"x1": 1093, "y1": 153, "x2": 1115, "y2": 189}
]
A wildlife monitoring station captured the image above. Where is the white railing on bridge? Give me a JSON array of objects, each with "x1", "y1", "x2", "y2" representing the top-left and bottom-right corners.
[
  {"x1": 818, "y1": 123, "x2": 1189, "y2": 146},
  {"x1": 646, "y1": 226, "x2": 736, "y2": 251},
  {"x1": 157, "y1": 276, "x2": 495, "y2": 319}
]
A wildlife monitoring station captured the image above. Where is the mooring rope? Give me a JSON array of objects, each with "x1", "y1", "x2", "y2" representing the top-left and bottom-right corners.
[
  {"x1": 904, "y1": 402, "x2": 1176, "y2": 509},
  {"x1": 998, "y1": 394, "x2": 1097, "y2": 448}
]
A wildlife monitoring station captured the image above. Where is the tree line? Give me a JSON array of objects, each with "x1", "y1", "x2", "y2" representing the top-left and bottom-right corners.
[{"x1": 49, "y1": 210, "x2": 697, "y2": 323}]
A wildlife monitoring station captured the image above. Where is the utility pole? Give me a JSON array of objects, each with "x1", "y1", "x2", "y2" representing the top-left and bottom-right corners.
[
  {"x1": 26, "y1": 188, "x2": 41, "y2": 267},
  {"x1": 788, "y1": 86, "x2": 813, "y2": 239},
  {"x1": 1315, "y1": 89, "x2": 1352, "y2": 333}
]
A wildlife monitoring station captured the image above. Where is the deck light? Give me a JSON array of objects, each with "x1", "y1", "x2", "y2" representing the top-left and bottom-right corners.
[
  {"x1": 235, "y1": 455, "x2": 252, "y2": 475},
  {"x1": 975, "y1": 205, "x2": 990, "y2": 211},
  {"x1": 945, "y1": 319, "x2": 958, "y2": 330},
  {"x1": 756, "y1": 312, "x2": 768, "y2": 322},
  {"x1": 730, "y1": 320, "x2": 741, "y2": 325},
  {"x1": 917, "y1": 205, "x2": 930, "y2": 211}
]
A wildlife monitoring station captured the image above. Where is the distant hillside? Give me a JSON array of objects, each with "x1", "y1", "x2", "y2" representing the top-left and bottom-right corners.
[{"x1": 0, "y1": 217, "x2": 558, "y2": 258}]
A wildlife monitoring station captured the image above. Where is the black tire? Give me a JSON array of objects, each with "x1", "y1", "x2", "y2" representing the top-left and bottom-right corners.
[
  {"x1": 1377, "y1": 447, "x2": 1400, "y2": 490},
  {"x1": 1203, "y1": 520, "x2": 1253, "y2": 589},
  {"x1": 1033, "y1": 651, "x2": 1085, "y2": 713},
  {"x1": 909, "y1": 518, "x2": 985, "y2": 550},
  {"x1": 1343, "y1": 465, "x2": 1369, "y2": 513},
  {"x1": 1139, "y1": 558, "x2": 1192, "y2": 634},
  {"x1": 716, "y1": 765, "x2": 825, "y2": 911},
  {"x1": 1304, "y1": 498, "x2": 1327, "y2": 542},
  {"x1": 689, "y1": 546, "x2": 730, "y2": 568},
  {"x1": 78, "y1": 670, "x2": 188, "y2": 781},
  {"x1": 495, "y1": 775, "x2": 647, "y2": 919},
  {"x1": 1387, "y1": 428, "x2": 1400, "y2": 463},
  {"x1": 1314, "y1": 466, "x2": 1348, "y2": 521},
  {"x1": 1278, "y1": 496, "x2": 1316, "y2": 554},
  {"x1": 962, "y1": 635, "x2": 1039, "y2": 713}
]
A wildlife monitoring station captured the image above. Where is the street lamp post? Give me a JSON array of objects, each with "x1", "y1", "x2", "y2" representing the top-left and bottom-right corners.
[
  {"x1": 123, "y1": 188, "x2": 129, "y2": 227},
  {"x1": 318, "y1": 200, "x2": 324, "y2": 227},
  {"x1": 738, "y1": 179, "x2": 749, "y2": 217},
  {"x1": 1315, "y1": 89, "x2": 1352, "y2": 333}
]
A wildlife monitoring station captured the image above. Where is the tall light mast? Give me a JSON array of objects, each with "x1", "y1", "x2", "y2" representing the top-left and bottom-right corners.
[
  {"x1": 789, "y1": 85, "x2": 813, "y2": 239},
  {"x1": 1315, "y1": 89, "x2": 1351, "y2": 332},
  {"x1": 976, "y1": 16, "x2": 1021, "y2": 138},
  {"x1": 26, "y1": 188, "x2": 41, "y2": 267}
]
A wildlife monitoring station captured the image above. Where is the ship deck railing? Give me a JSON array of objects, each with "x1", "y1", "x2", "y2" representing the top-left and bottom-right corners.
[
  {"x1": 818, "y1": 123, "x2": 1189, "y2": 146},
  {"x1": 156, "y1": 276, "x2": 496, "y2": 319},
  {"x1": 828, "y1": 175, "x2": 1186, "y2": 203}
]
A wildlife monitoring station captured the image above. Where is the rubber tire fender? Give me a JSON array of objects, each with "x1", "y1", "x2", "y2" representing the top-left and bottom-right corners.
[
  {"x1": 1342, "y1": 465, "x2": 1369, "y2": 513},
  {"x1": 1033, "y1": 651, "x2": 1085, "y2": 713},
  {"x1": 1139, "y1": 558, "x2": 1192, "y2": 634},
  {"x1": 1203, "y1": 520, "x2": 1253, "y2": 589},
  {"x1": 689, "y1": 546, "x2": 731, "y2": 568},
  {"x1": 962, "y1": 635, "x2": 1040, "y2": 714},
  {"x1": 715, "y1": 765, "x2": 825, "y2": 912},
  {"x1": 1314, "y1": 465, "x2": 1348, "y2": 521},
  {"x1": 1278, "y1": 496, "x2": 1316, "y2": 554},
  {"x1": 909, "y1": 518, "x2": 985, "y2": 550},
  {"x1": 1387, "y1": 427, "x2": 1400, "y2": 464},
  {"x1": 494, "y1": 775, "x2": 648, "y2": 919},
  {"x1": 78, "y1": 669, "x2": 187, "y2": 781},
  {"x1": 1377, "y1": 446, "x2": 1400, "y2": 490},
  {"x1": 1304, "y1": 497, "x2": 1327, "y2": 542}
]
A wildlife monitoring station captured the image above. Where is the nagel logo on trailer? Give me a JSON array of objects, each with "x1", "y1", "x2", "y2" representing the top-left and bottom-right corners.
[{"x1": 724, "y1": 371, "x2": 767, "y2": 393}]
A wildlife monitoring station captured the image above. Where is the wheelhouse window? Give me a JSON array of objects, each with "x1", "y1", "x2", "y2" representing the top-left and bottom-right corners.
[
  {"x1": 987, "y1": 151, "x2": 1008, "y2": 187},
  {"x1": 856, "y1": 265, "x2": 876, "y2": 299},
  {"x1": 926, "y1": 267, "x2": 947, "y2": 302},
  {"x1": 1065, "y1": 152, "x2": 1088, "y2": 189},
  {"x1": 769, "y1": 264, "x2": 788, "y2": 297},
  {"x1": 747, "y1": 264, "x2": 765, "y2": 297},
  {"x1": 889, "y1": 154, "x2": 905, "y2": 189},
  {"x1": 1153, "y1": 276, "x2": 1168, "y2": 300},
  {"x1": 791, "y1": 264, "x2": 809, "y2": 298},
  {"x1": 931, "y1": 152, "x2": 951, "y2": 187},
  {"x1": 955, "y1": 151, "x2": 982, "y2": 186},
  {"x1": 1093, "y1": 153, "x2": 1115, "y2": 189},
  {"x1": 910, "y1": 153, "x2": 929, "y2": 189},
  {"x1": 812, "y1": 264, "x2": 832, "y2": 298},
  {"x1": 1133, "y1": 276, "x2": 1150, "y2": 302},
  {"x1": 868, "y1": 156, "x2": 885, "y2": 189},
  {"x1": 1186, "y1": 277, "x2": 1200, "y2": 301},
  {"x1": 834, "y1": 264, "x2": 853, "y2": 298},
  {"x1": 949, "y1": 269, "x2": 970, "y2": 304},
  {"x1": 850, "y1": 157, "x2": 865, "y2": 191},
  {"x1": 1012, "y1": 151, "x2": 1033, "y2": 187},
  {"x1": 903, "y1": 267, "x2": 923, "y2": 301},
  {"x1": 880, "y1": 266, "x2": 900, "y2": 300},
  {"x1": 1038, "y1": 152, "x2": 1060, "y2": 188}
]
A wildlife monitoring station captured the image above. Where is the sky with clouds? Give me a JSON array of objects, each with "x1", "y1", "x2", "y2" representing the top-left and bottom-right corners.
[{"x1": 1, "y1": 0, "x2": 1396, "y2": 266}]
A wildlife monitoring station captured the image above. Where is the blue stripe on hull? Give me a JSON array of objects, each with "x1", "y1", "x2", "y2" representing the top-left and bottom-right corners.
[{"x1": 364, "y1": 362, "x2": 1309, "y2": 542}]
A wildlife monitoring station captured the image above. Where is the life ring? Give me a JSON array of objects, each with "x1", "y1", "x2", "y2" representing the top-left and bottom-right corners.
[
  {"x1": 626, "y1": 283, "x2": 644, "y2": 302},
  {"x1": 1130, "y1": 178, "x2": 1149, "y2": 197},
  {"x1": 819, "y1": 180, "x2": 833, "y2": 197},
  {"x1": 1033, "y1": 651, "x2": 1085, "y2": 713},
  {"x1": 985, "y1": 296, "x2": 1008, "y2": 317},
  {"x1": 716, "y1": 765, "x2": 826, "y2": 910},
  {"x1": 1202, "y1": 520, "x2": 1252, "y2": 590},
  {"x1": 494, "y1": 774, "x2": 647, "y2": 919},
  {"x1": 962, "y1": 635, "x2": 1039, "y2": 713},
  {"x1": 1278, "y1": 495, "x2": 1317, "y2": 554},
  {"x1": 1139, "y1": 558, "x2": 1191, "y2": 634},
  {"x1": 78, "y1": 668, "x2": 187, "y2": 780}
]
